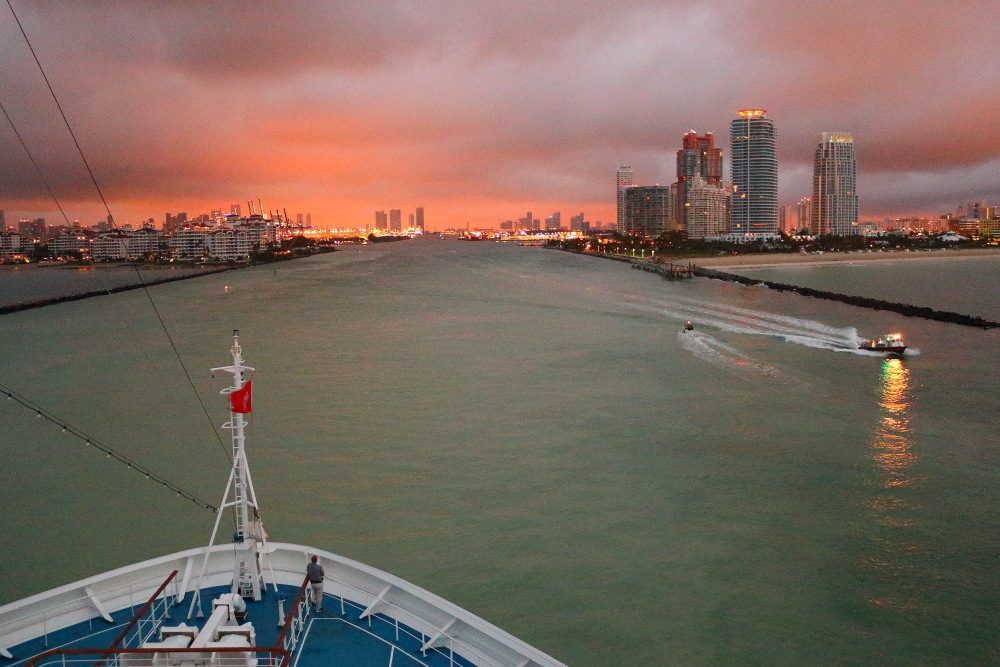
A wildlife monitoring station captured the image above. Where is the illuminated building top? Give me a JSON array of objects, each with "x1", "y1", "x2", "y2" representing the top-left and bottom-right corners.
[{"x1": 737, "y1": 109, "x2": 767, "y2": 117}]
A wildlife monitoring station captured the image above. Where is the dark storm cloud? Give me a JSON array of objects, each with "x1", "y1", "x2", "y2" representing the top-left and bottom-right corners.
[{"x1": 0, "y1": 0, "x2": 998, "y2": 225}]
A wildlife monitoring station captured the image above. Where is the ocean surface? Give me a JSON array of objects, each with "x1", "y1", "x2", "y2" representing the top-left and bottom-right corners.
[{"x1": 1, "y1": 240, "x2": 999, "y2": 666}]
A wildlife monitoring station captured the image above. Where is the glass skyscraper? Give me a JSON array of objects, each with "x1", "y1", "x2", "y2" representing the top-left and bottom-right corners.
[
  {"x1": 730, "y1": 110, "x2": 778, "y2": 236},
  {"x1": 811, "y1": 133, "x2": 858, "y2": 236},
  {"x1": 616, "y1": 166, "x2": 634, "y2": 234}
]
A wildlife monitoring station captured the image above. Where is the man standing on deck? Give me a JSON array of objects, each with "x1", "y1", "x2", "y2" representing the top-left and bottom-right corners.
[{"x1": 307, "y1": 555, "x2": 324, "y2": 612}]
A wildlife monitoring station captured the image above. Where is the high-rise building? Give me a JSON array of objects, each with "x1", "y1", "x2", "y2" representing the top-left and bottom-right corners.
[
  {"x1": 408, "y1": 213, "x2": 415, "y2": 228},
  {"x1": 545, "y1": 212, "x2": 561, "y2": 230},
  {"x1": 415, "y1": 207, "x2": 424, "y2": 230},
  {"x1": 623, "y1": 186, "x2": 676, "y2": 237},
  {"x1": 967, "y1": 200, "x2": 988, "y2": 220},
  {"x1": 796, "y1": 197, "x2": 812, "y2": 234},
  {"x1": 811, "y1": 133, "x2": 858, "y2": 236},
  {"x1": 676, "y1": 131, "x2": 725, "y2": 232},
  {"x1": 230, "y1": 204, "x2": 241, "y2": 217},
  {"x1": 730, "y1": 110, "x2": 778, "y2": 235},
  {"x1": 389, "y1": 209, "x2": 402, "y2": 231},
  {"x1": 306, "y1": 213, "x2": 312, "y2": 226},
  {"x1": 616, "y1": 167, "x2": 634, "y2": 233},
  {"x1": 684, "y1": 178, "x2": 730, "y2": 239},
  {"x1": 0, "y1": 209, "x2": 5, "y2": 230},
  {"x1": 569, "y1": 212, "x2": 588, "y2": 232},
  {"x1": 374, "y1": 210, "x2": 388, "y2": 230}
]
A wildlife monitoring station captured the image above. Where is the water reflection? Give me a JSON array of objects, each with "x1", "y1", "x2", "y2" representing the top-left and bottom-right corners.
[
  {"x1": 872, "y1": 358, "x2": 916, "y2": 489},
  {"x1": 864, "y1": 358, "x2": 922, "y2": 610}
]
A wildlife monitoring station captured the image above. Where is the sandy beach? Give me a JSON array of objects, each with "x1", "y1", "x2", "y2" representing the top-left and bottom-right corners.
[{"x1": 690, "y1": 247, "x2": 1000, "y2": 270}]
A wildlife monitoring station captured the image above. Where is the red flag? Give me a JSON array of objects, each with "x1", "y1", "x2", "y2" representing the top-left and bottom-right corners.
[{"x1": 229, "y1": 381, "x2": 252, "y2": 413}]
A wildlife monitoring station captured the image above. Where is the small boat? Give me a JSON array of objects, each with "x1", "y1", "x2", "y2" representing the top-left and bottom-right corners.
[
  {"x1": 859, "y1": 333, "x2": 906, "y2": 354},
  {"x1": 684, "y1": 321, "x2": 694, "y2": 331}
]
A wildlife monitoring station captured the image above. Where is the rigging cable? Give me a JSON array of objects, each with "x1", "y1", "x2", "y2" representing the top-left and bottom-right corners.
[
  {"x1": 4, "y1": 0, "x2": 233, "y2": 469},
  {"x1": 0, "y1": 98, "x2": 168, "y2": 379},
  {"x1": 1, "y1": 383, "x2": 217, "y2": 512},
  {"x1": 0, "y1": 98, "x2": 72, "y2": 227}
]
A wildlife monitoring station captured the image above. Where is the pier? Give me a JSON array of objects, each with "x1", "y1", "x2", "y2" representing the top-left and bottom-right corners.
[{"x1": 630, "y1": 259, "x2": 695, "y2": 278}]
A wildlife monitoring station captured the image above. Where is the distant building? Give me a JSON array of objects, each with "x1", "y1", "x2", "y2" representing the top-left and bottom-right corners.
[
  {"x1": 623, "y1": 185, "x2": 676, "y2": 237},
  {"x1": 374, "y1": 210, "x2": 387, "y2": 230},
  {"x1": 684, "y1": 178, "x2": 730, "y2": 239},
  {"x1": 811, "y1": 132, "x2": 858, "y2": 235},
  {"x1": 408, "y1": 213, "x2": 415, "y2": 228},
  {"x1": 967, "y1": 200, "x2": 988, "y2": 220},
  {"x1": 730, "y1": 110, "x2": 778, "y2": 235},
  {"x1": 0, "y1": 209, "x2": 5, "y2": 230},
  {"x1": 18, "y1": 218, "x2": 46, "y2": 241},
  {"x1": 389, "y1": 209, "x2": 402, "y2": 232},
  {"x1": 415, "y1": 207, "x2": 424, "y2": 230},
  {"x1": 165, "y1": 212, "x2": 188, "y2": 232},
  {"x1": 545, "y1": 212, "x2": 562, "y2": 230},
  {"x1": 569, "y1": 212, "x2": 589, "y2": 232},
  {"x1": 616, "y1": 167, "x2": 634, "y2": 233},
  {"x1": 796, "y1": 197, "x2": 812, "y2": 233}
]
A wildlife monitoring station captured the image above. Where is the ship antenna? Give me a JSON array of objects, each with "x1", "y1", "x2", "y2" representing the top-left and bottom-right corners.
[{"x1": 187, "y1": 331, "x2": 277, "y2": 618}]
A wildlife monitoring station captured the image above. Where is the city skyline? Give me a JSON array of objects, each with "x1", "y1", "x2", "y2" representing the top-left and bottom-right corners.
[{"x1": 0, "y1": 1, "x2": 998, "y2": 229}]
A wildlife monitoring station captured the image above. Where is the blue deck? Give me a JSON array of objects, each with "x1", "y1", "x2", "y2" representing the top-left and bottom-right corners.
[{"x1": 5, "y1": 585, "x2": 477, "y2": 667}]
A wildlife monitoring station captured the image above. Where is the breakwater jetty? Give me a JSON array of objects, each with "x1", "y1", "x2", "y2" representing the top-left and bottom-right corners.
[
  {"x1": 0, "y1": 264, "x2": 245, "y2": 316},
  {"x1": 693, "y1": 266, "x2": 999, "y2": 329}
]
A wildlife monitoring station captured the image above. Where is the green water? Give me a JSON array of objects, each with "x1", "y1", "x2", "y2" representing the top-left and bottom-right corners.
[{"x1": 2, "y1": 240, "x2": 999, "y2": 665}]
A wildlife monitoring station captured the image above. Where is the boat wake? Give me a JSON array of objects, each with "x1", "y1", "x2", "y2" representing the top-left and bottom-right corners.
[
  {"x1": 630, "y1": 296, "x2": 918, "y2": 356},
  {"x1": 677, "y1": 330, "x2": 780, "y2": 377}
]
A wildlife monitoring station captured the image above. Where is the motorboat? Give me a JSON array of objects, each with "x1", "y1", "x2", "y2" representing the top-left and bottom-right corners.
[{"x1": 859, "y1": 333, "x2": 906, "y2": 354}]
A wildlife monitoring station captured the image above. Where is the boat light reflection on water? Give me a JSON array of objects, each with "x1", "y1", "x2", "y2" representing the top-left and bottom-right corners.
[
  {"x1": 864, "y1": 357, "x2": 924, "y2": 611},
  {"x1": 872, "y1": 358, "x2": 915, "y2": 488}
]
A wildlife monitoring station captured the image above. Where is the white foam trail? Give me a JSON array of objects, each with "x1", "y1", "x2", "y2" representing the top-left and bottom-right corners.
[
  {"x1": 628, "y1": 295, "x2": 883, "y2": 356},
  {"x1": 676, "y1": 330, "x2": 784, "y2": 378}
]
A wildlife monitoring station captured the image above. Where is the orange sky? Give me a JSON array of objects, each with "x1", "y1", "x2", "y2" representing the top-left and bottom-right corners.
[{"x1": 0, "y1": 0, "x2": 998, "y2": 230}]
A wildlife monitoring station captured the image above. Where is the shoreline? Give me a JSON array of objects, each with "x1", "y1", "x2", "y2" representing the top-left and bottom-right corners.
[{"x1": 688, "y1": 247, "x2": 1000, "y2": 270}]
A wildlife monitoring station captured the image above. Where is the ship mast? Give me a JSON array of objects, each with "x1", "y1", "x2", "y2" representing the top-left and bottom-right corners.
[{"x1": 187, "y1": 330, "x2": 274, "y2": 618}]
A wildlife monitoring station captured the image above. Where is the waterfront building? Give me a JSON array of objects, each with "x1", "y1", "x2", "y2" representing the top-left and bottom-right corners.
[
  {"x1": 374, "y1": 210, "x2": 387, "y2": 230},
  {"x1": 416, "y1": 207, "x2": 424, "y2": 230},
  {"x1": 684, "y1": 177, "x2": 730, "y2": 239},
  {"x1": 676, "y1": 131, "x2": 726, "y2": 234},
  {"x1": 170, "y1": 225, "x2": 212, "y2": 258},
  {"x1": 623, "y1": 185, "x2": 676, "y2": 237},
  {"x1": 811, "y1": 132, "x2": 858, "y2": 235},
  {"x1": 616, "y1": 166, "x2": 634, "y2": 233},
  {"x1": 389, "y1": 209, "x2": 402, "y2": 232},
  {"x1": 207, "y1": 229, "x2": 251, "y2": 260},
  {"x1": 0, "y1": 230, "x2": 22, "y2": 259},
  {"x1": 48, "y1": 228, "x2": 95, "y2": 258},
  {"x1": 546, "y1": 212, "x2": 562, "y2": 230},
  {"x1": 730, "y1": 110, "x2": 778, "y2": 235}
]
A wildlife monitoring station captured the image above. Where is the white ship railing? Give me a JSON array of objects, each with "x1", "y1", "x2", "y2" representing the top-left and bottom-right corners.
[{"x1": 0, "y1": 543, "x2": 567, "y2": 667}]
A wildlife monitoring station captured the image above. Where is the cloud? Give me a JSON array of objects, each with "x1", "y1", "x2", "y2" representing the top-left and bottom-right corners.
[{"x1": 0, "y1": 0, "x2": 998, "y2": 227}]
